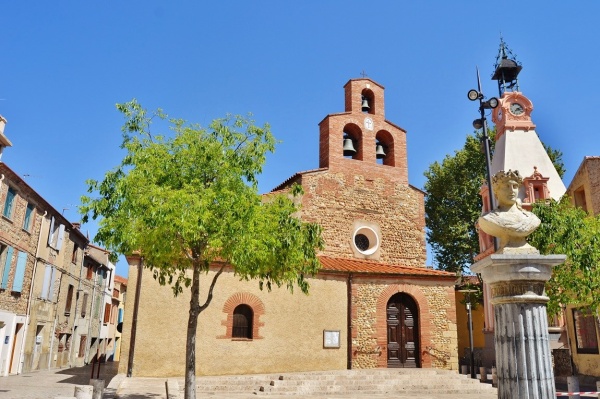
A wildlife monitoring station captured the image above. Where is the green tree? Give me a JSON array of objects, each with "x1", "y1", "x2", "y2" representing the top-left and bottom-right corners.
[
  {"x1": 424, "y1": 131, "x2": 490, "y2": 273},
  {"x1": 530, "y1": 198, "x2": 600, "y2": 317},
  {"x1": 424, "y1": 130, "x2": 565, "y2": 274},
  {"x1": 80, "y1": 100, "x2": 324, "y2": 399}
]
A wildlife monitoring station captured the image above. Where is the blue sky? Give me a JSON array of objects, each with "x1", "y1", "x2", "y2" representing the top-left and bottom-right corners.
[{"x1": 2, "y1": 2, "x2": 599, "y2": 277}]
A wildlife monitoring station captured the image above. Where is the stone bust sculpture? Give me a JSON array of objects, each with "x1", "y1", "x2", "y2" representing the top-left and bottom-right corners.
[{"x1": 478, "y1": 170, "x2": 540, "y2": 254}]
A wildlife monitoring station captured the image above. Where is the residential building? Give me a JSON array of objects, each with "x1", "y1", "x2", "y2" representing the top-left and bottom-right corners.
[
  {"x1": 111, "y1": 275, "x2": 127, "y2": 362},
  {"x1": 83, "y1": 245, "x2": 115, "y2": 364},
  {"x1": 0, "y1": 115, "x2": 114, "y2": 375},
  {"x1": 564, "y1": 156, "x2": 600, "y2": 378}
]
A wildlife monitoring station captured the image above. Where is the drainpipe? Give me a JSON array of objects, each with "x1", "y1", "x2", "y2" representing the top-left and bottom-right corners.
[
  {"x1": 19, "y1": 211, "x2": 47, "y2": 373},
  {"x1": 347, "y1": 273, "x2": 353, "y2": 370},
  {"x1": 127, "y1": 257, "x2": 143, "y2": 377}
]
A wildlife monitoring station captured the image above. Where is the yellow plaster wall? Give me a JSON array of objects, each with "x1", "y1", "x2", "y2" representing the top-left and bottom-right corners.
[
  {"x1": 565, "y1": 305, "x2": 600, "y2": 377},
  {"x1": 455, "y1": 291, "x2": 485, "y2": 360},
  {"x1": 120, "y1": 264, "x2": 348, "y2": 377}
]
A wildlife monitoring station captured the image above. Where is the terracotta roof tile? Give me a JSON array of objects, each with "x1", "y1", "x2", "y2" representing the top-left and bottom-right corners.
[
  {"x1": 270, "y1": 168, "x2": 328, "y2": 192},
  {"x1": 318, "y1": 256, "x2": 455, "y2": 277}
]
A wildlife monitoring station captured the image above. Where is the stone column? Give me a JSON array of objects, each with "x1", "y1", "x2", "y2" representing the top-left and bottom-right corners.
[{"x1": 472, "y1": 254, "x2": 566, "y2": 399}]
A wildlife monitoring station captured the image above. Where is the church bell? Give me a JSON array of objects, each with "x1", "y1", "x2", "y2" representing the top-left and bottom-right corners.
[
  {"x1": 375, "y1": 144, "x2": 386, "y2": 159},
  {"x1": 361, "y1": 97, "x2": 370, "y2": 112},
  {"x1": 343, "y1": 137, "x2": 357, "y2": 156}
]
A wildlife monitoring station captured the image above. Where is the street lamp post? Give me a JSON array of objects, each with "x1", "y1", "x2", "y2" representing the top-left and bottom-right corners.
[
  {"x1": 458, "y1": 288, "x2": 478, "y2": 379},
  {"x1": 468, "y1": 67, "x2": 499, "y2": 252}
]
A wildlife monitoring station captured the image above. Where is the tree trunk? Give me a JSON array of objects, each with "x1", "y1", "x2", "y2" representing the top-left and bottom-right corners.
[{"x1": 184, "y1": 263, "x2": 201, "y2": 399}]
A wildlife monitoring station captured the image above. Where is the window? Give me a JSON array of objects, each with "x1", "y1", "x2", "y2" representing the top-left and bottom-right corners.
[
  {"x1": 103, "y1": 302, "x2": 111, "y2": 324},
  {"x1": 86, "y1": 263, "x2": 93, "y2": 280},
  {"x1": 2, "y1": 187, "x2": 16, "y2": 218},
  {"x1": 23, "y1": 203, "x2": 34, "y2": 231},
  {"x1": 220, "y1": 293, "x2": 264, "y2": 340},
  {"x1": 40, "y1": 264, "x2": 57, "y2": 301},
  {"x1": 81, "y1": 293, "x2": 88, "y2": 318},
  {"x1": 573, "y1": 308, "x2": 599, "y2": 354},
  {"x1": 65, "y1": 284, "x2": 74, "y2": 315},
  {"x1": 574, "y1": 187, "x2": 588, "y2": 212},
  {"x1": 12, "y1": 251, "x2": 27, "y2": 292},
  {"x1": 97, "y1": 268, "x2": 105, "y2": 287},
  {"x1": 232, "y1": 304, "x2": 253, "y2": 339},
  {"x1": 117, "y1": 308, "x2": 123, "y2": 324},
  {"x1": 71, "y1": 244, "x2": 79, "y2": 264}
]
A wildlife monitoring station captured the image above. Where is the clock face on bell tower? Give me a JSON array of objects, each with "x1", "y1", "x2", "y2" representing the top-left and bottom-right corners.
[{"x1": 492, "y1": 92, "x2": 535, "y2": 139}]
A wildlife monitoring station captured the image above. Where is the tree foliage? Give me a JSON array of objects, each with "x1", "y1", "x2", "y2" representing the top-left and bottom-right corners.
[
  {"x1": 424, "y1": 130, "x2": 565, "y2": 274},
  {"x1": 80, "y1": 100, "x2": 324, "y2": 399},
  {"x1": 424, "y1": 131, "x2": 490, "y2": 273},
  {"x1": 530, "y1": 198, "x2": 600, "y2": 316}
]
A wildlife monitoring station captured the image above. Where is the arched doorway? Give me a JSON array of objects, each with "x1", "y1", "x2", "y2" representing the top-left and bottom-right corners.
[{"x1": 386, "y1": 293, "x2": 419, "y2": 368}]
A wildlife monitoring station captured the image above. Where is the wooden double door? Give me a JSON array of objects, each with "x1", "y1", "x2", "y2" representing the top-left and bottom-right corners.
[{"x1": 386, "y1": 293, "x2": 419, "y2": 368}]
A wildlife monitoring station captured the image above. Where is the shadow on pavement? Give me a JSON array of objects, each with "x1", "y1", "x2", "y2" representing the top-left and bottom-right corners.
[{"x1": 55, "y1": 360, "x2": 120, "y2": 386}]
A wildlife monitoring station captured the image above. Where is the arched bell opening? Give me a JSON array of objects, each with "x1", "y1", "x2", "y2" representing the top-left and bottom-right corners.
[
  {"x1": 386, "y1": 292, "x2": 420, "y2": 368},
  {"x1": 342, "y1": 123, "x2": 363, "y2": 160},
  {"x1": 361, "y1": 89, "x2": 375, "y2": 115},
  {"x1": 375, "y1": 130, "x2": 394, "y2": 166}
]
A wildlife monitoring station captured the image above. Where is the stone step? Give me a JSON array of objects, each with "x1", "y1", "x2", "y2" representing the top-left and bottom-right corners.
[{"x1": 188, "y1": 369, "x2": 498, "y2": 397}]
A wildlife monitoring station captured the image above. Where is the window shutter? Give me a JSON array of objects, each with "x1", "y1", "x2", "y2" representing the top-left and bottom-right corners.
[
  {"x1": 12, "y1": 251, "x2": 27, "y2": 292},
  {"x1": 23, "y1": 204, "x2": 34, "y2": 230},
  {"x1": 65, "y1": 285, "x2": 74, "y2": 314},
  {"x1": 104, "y1": 303, "x2": 111, "y2": 324},
  {"x1": 41, "y1": 264, "x2": 52, "y2": 299},
  {"x1": 48, "y1": 217, "x2": 55, "y2": 246},
  {"x1": 3, "y1": 187, "x2": 15, "y2": 217},
  {"x1": 81, "y1": 293, "x2": 88, "y2": 317},
  {"x1": 48, "y1": 267, "x2": 57, "y2": 301},
  {"x1": 1, "y1": 246, "x2": 13, "y2": 289},
  {"x1": 56, "y1": 224, "x2": 65, "y2": 251}
]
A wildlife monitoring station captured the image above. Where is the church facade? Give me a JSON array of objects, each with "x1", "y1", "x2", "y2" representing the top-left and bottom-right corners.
[{"x1": 119, "y1": 78, "x2": 459, "y2": 377}]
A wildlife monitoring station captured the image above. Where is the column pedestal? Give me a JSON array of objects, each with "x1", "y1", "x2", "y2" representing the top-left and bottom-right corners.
[{"x1": 472, "y1": 254, "x2": 566, "y2": 399}]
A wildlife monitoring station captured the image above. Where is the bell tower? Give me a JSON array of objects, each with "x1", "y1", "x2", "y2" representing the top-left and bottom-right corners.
[
  {"x1": 318, "y1": 78, "x2": 408, "y2": 184},
  {"x1": 487, "y1": 39, "x2": 565, "y2": 206}
]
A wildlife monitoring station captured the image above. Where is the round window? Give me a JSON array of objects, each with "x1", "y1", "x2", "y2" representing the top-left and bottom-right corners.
[
  {"x1": 352, "y1": 226, "x2": 380, "y2": 255},
  {"x1": 354, "y1": 234, "x2": 370, "y2": 251}
]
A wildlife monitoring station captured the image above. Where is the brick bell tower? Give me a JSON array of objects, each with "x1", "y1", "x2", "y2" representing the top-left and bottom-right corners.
[
  {"x1": 274, "y1": 77, "x2": 427, "y2": 267},
  {"x1": 318, "y1": 78, "x2": 409, "y2": 185}
]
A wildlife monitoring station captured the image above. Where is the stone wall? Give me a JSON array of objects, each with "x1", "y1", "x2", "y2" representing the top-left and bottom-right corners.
[
  {"x1": 297, "y1": 170, "x2": 426, "y2": 267},
  {"x1": 350, "y1": 277, "x2": 458, "y2": 370},
  {"x1": 352, "y1": 278, "x2": 458, "y2": 369},
  {"x1": 0, "y1": 175, "x2": 43, "y2": 316}
]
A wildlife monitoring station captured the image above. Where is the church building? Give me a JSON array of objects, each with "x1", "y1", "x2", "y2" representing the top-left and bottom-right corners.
[{"x1": 119, "y1": 78, "x2": 459, "y2": 377}]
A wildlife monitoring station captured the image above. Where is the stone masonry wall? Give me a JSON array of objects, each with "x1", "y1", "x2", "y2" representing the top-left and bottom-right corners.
[
  {"x1": 0, "y1": 176, "x2": 43, "y2": 315},
  {"x1": 298, "y1": 170, "x2": 426, "y2": 267},
  {"x1": 351, "y1": 278, "x2": 458, "y2": 370}
]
